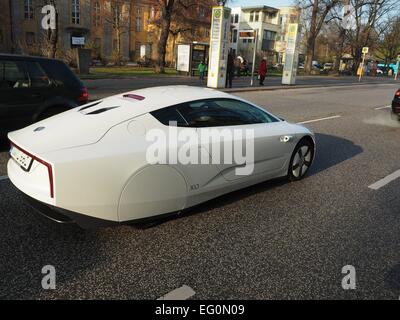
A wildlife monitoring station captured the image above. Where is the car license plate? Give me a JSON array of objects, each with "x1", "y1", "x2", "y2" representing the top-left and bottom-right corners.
[{"x1": 10, "y1": 146, "x2": 33, "y2": 171}]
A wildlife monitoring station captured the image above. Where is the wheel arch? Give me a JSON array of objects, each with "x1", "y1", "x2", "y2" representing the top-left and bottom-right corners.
[{"x1": 117, "y1": 164, "x2": 188, "y2": 222}]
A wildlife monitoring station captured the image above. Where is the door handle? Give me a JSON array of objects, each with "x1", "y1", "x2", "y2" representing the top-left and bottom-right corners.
[{"x1": 280, "y1": 135, "x2": 293, "y2": 143}]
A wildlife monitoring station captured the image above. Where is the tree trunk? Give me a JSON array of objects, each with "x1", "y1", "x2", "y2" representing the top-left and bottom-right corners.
[
  {"x1": 304, "y1": 0, "x2": 319, "y2": 74},
  {"x1": 49, "y1": 0, "x2": 58, "y2": 59},
  {"x1": 156, "y1": 1, "x2": 174, "y2": 74}
]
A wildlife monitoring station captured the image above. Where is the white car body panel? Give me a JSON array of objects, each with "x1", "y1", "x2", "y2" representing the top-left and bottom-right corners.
[{"x1": 7, "y1": 86, "x2": 315, "y2": 227}]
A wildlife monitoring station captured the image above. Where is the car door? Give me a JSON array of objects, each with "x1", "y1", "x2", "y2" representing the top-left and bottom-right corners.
[
  {"x1": 0, "y1": 59, "x2": 49, "y2": 134},
  {"x1": 177, "y1": 98, "x2": 294, "y2": 181}
]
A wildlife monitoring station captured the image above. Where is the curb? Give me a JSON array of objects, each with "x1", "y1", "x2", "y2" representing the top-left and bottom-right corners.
[{"x1": 222, "y1": 81, "x2": 398, "y2": 93}]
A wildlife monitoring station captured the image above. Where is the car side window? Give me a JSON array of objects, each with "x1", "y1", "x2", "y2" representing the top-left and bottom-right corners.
[
  {"x1": 26, "y1": 61, "x2": 50, "y2": 88},
  {"x1": 176, "y1": 98, "x2": 279, "y2": 127},
  {"x1": 0, "y1": 60, "x2": 30, "y2": 90},
  {"x1": 150, "y1": 107, "x2": 188, "y2": 127}
]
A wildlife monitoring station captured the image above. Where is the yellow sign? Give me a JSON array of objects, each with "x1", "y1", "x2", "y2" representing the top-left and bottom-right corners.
[{"x1": 362, "y1": 47, "x2": 369, "y2": 54}]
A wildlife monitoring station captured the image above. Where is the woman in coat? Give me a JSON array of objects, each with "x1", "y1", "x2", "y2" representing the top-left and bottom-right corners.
[{"x1": 259, "y1": 57, "x2": 267, "y2": 86}]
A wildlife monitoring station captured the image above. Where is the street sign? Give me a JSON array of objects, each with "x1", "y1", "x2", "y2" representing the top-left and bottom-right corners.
[
  {"x1": 362, "y1": 47, "x2": 369, "y2": 54},
  {"x1": 239, "y1": 30, "x2": 255, "y2": 39},
  {"x1": 207, "y1": 6, "x2": 231, "y2": 89},
  {"x1": 282, "y1": 24, "x2": 300, "y2": 85}
]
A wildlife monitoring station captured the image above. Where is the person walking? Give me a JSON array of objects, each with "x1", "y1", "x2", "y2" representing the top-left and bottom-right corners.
[
  {"x1": 258, "y1": 57, "x2": 267, "y2": 86},
  {"x1": 226, "y1": 52, "x2": 235, "y2": 88},
  {"x1": 198, "y1": 61, "x2": 207, "y2": 80}
]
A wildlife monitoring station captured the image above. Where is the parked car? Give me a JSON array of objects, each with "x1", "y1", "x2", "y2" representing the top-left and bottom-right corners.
[
  {"x1": 7, "y1": 86, "x2": 315, "y2": 228},
  {"x1": 392, "y1": 88, "x2": 400, "y2": 120},
  {"x1": 323, "y1": 63, "x2": 334, "y2": 71},
  {"x1": 0, "y1": 54, "x2": 88, "y2": 137}
]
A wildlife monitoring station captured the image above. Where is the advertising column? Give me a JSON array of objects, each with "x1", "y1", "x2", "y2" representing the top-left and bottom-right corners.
[
  {"x1": 207, "y1": 6, "x2": 231, "y2": 88},
  {"x1": 282, "y1": 23, "x2": 300, "y2": 85}
]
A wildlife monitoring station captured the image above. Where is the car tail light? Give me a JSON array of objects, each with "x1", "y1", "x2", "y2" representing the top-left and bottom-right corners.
[
  {"x1": 395, "y1": 90, "x2": 400, "y2": 97},
  {"x1": 10, "y1": 142, "x2": 54, "y2": 198},
  {"x1": 78, "y1": 87, "x2": 89, "y2": 104}
]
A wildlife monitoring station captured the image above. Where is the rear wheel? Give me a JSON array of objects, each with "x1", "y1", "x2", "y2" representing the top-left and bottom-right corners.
[{"x1": 288, "y1": 138, "x2": 314, "y2": 181}]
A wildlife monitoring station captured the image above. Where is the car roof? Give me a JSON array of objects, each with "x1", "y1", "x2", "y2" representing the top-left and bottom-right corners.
[
  {"x1": 0, "y1": 53, "x2": 63, "y2": 63},
  {"x1": 104, "y1": 85, "x2": 234, "y2": 113}
]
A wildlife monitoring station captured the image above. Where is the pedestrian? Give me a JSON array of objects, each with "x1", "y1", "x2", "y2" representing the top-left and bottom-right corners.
[
  {"x1": 198, "y1": 61, "x2": 206, "y2": 80},
  {"x1": 226, "y1": 51, "x2": 235, "y2": 88},
  {"x1": 259, "y1": 57, "x2": 267, "y2": 86}
]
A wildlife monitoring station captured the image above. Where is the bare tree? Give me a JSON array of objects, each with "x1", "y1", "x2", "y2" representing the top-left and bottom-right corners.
[
  {"x1": 346, "y1": 0, "x2": 397, "y2": 73},
  {"x1": 376, "y1": 17, "x2": 400, "y2": 67},
  {"x1": 103, "y1": 0, "x2": 131, "y2": 64},
  {"x1": 297, "y1": 0, "x2": 341, "y2": 74},
  {"x1": 154, "y1": 0, "x2": 213, "y2": 73}
]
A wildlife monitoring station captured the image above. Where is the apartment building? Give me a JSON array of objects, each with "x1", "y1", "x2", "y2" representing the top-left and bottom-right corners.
[
  {"x1": 1, "y1": 0, "x2": 212, "y2": 65},
  {"x1": 0, "y1": 1, "x2": 13, "y2": 53},
  {"x1": 229, "y1": 5, "x2": 301, "y2": 64}
]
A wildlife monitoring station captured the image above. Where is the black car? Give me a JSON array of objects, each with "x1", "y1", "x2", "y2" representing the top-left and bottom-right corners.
[
  {"x1": 392, "y1": 88, "x2": 400, "y2": 120},
  {"x1": 0, "y1": 54, "x2": 88, "y2": 136}
]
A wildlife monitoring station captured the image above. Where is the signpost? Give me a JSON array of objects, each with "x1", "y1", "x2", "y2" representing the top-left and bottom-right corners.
[
  {"x1": 282, "y1": 23, "x2": 300, "y2": 85},
  {"x1": 238, "y1": 29, "x2": 258, "y2": 86},
  {"x1": 207, "y1": 6, "x2": 231, "y2": 89},
  {"x1": 358, "y1": 47, "x2": 368, "y2": 82}
]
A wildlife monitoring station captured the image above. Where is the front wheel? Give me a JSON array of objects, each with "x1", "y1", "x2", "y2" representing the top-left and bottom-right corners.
[{"x1": 288, "y1": 139, "x2": 314, "y2": 181}]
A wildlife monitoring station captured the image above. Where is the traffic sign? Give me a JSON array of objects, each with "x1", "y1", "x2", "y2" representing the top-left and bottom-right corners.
[{"x1": 362, "y1": 47, "x2": 369, "y2": 54}]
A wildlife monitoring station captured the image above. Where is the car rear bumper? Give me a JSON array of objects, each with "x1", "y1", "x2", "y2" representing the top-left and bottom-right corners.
[
  {"x1": 20, "y1": 190, "x2": 119, "y2": 229},
  {"x1": 392, "y1": 99, "x2": 400, "y2": 115}
]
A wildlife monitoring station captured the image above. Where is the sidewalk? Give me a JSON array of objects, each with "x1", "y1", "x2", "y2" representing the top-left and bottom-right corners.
[{"x1": 84, "y1": 75, "x2": 398, "y2": 100}]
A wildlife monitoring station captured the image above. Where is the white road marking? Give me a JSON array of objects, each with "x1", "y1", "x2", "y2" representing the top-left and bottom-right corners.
[
  {"x1": 0, "y1": 175, "x2": 8, "y2": 181},
  {"x1": 374, "y1": 105, "x2": 391, "y2": 110},
  {"x1": 368, "y1": 169, "x2": 400, "y2": 190},
  {"x1": 157, "y1": 285, "x2": 196, "y2": 300},
  {"x1": 297, "y1": 115, "x2": 341, "y2": 125}
]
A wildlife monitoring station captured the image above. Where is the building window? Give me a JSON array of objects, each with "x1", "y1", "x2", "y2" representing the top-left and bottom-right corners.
[
  {"x1": 135, "y1": 41, "x2": 141, "y2": 58},
  {"x1": 25, "y1": 32, "x2": 35, "y2": 46},
  {"x1": 249, "y1": 12, "x2": 254, "y2": 22},
  {"x1": 0, "y1": 30, "x2": 3, "y2": 45},
  {"x1": 135, "y1": 8, "x2": 142, "y2": 32},
  {"x1": 232, "y1": 29, "x2": 237, "y2": 43},
  {"x1": 199, "y1": 6, "x2": 205, "y2": 17},
  {"x1": 93, "y1": 1, "x2": 101, "y2": 26},
  {"x1": 24, "y1": 0, "x2": 34, "y2": 20},
  {"x1": 72, "y1": 0, "x2": 80, "y2": 24},
  {"x1": 234, "y1": 14, "x2": 239, "y2": 23},
  {"x1": 205, "y1": 29, "x2": 210, "y2": 38},
  {"x1": 254, "y1": 12, "x2": 259, "y2": 22}
]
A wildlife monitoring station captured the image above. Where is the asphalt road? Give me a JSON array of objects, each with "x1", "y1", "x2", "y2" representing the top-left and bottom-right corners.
[
  {"x1": 1, "y1": 83, "x2": 400, "y2": 299},
  {"x1": 84, "y1": 75, "x2": 396, "y2": 100}
]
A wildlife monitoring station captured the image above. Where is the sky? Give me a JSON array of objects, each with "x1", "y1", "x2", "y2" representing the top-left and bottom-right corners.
[{"x1": 231, "y1": 0, "x2": 294, "y2": 8}]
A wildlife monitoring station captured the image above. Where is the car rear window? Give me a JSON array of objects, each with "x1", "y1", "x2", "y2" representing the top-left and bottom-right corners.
[{"x1": 39, "y1": 60, "x2": 83, "y2": 88}]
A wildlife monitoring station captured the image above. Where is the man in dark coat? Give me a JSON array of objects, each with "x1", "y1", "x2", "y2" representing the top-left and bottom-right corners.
[{"x1": 226, "y1": 52, "x2": 235, "y2": 88}]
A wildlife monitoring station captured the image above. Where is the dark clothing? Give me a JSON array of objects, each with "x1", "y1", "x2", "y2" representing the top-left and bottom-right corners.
[{"x1": 226, "y1": 53, "x2": 235, "y2": 88}]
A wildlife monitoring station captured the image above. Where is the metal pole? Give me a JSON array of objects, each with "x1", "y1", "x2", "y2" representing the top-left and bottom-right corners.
[
  {"x1": 358, "y1": 53, "x2": 365, "y2": 82},
  {"x1": 250, "y1": 29, "x2": 258, "y2": 87}
]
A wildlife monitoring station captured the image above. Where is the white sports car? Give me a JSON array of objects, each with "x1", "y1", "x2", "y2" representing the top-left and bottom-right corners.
[{"x1": 7, "y1": 86, "x2": 315, "y2": 228}]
